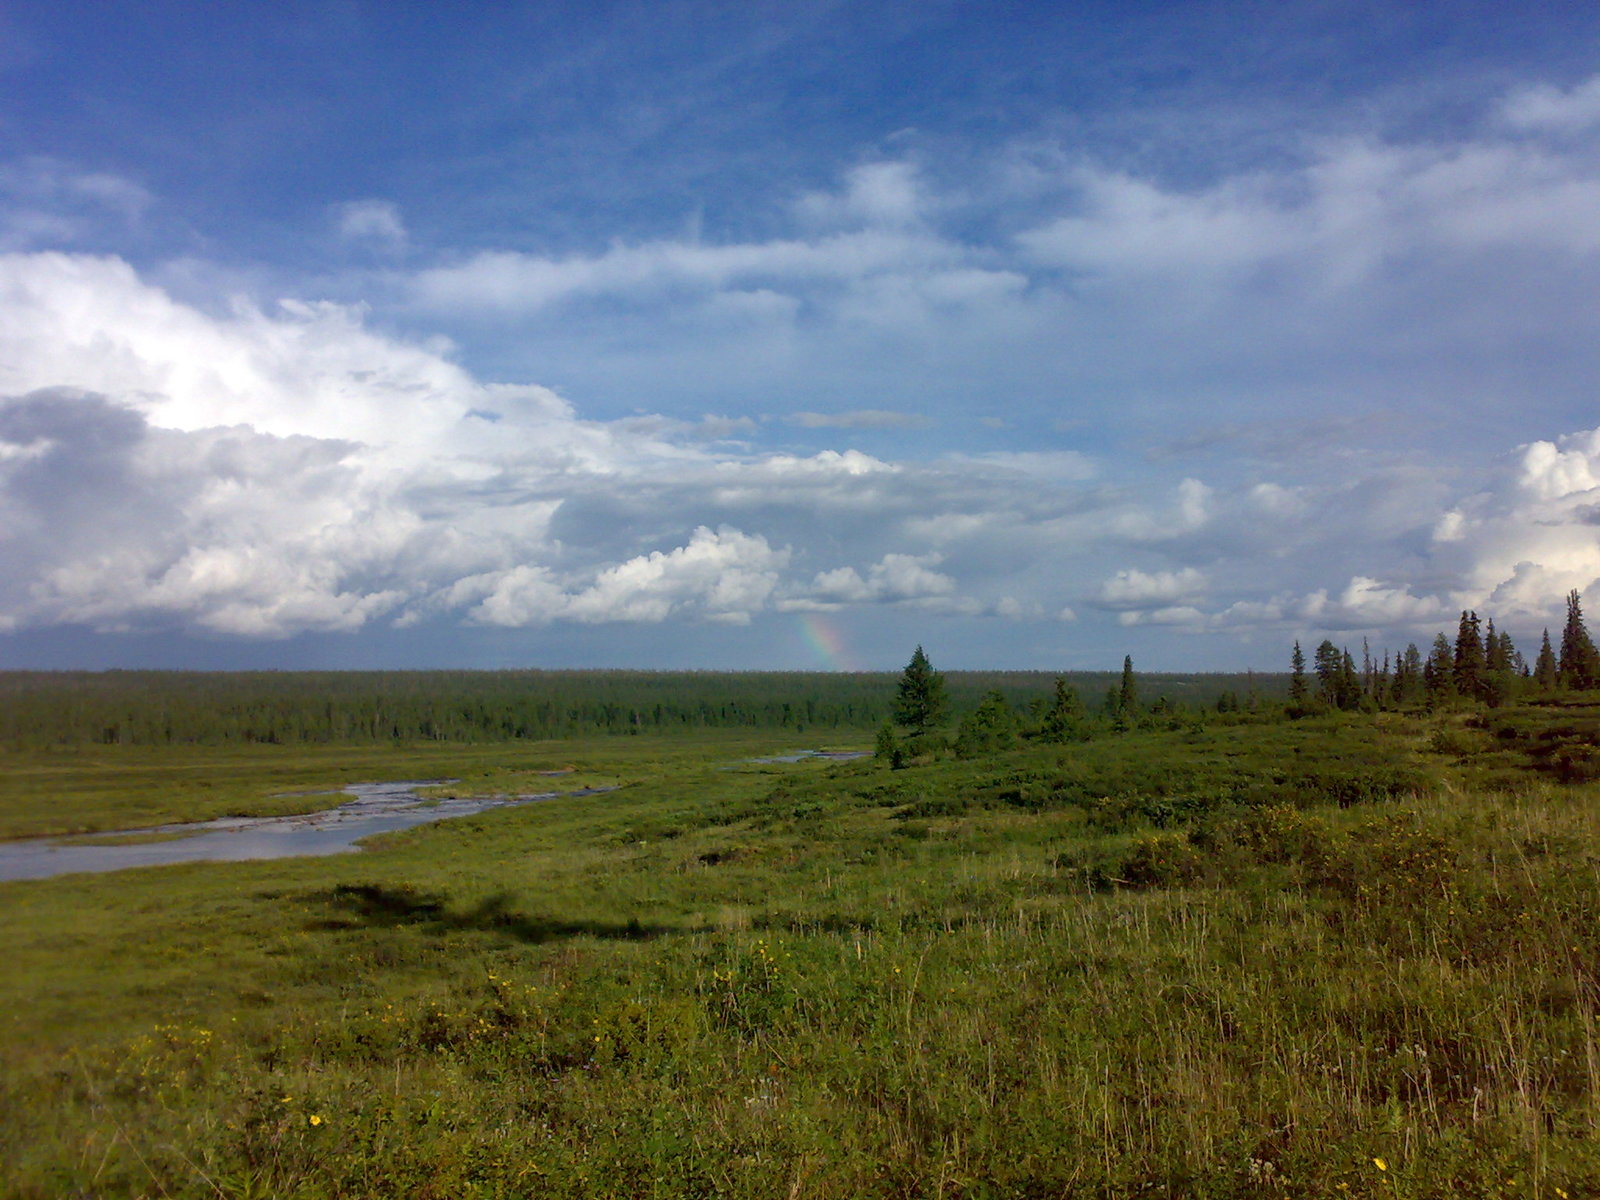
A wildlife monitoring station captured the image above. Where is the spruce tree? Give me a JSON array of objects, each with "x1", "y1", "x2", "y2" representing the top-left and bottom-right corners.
[
  {"x1": 955, "y1": 689, "x2": 1017, "y2": 758},
  {"x1": 1118, "y1": 655, "x2": 1139, "y2": 715},
  {"x1": 1454, "y1": 610, "x2": 1486, "y2": 700},
  {"x1": 1289, "y1": 641, "x2": 1308, "y2": 704},
  {"x1": 1535, "y1": 628, "x2": 1559, "y2": 690},
  {"x1": 1389, "y1": 648, "x2": 1408, "y2": 706},
  {"x1": 1339, "y1": 649, "x2": 1361, "y2": 709},
  {"x1": 1313, "y1": 640, "x2": 1342, "y2": 704},
  {"x1": 1041, "y1": 676, "x2": 1086, "y2": 742},
  {"x1": 893, "y1": 645, "x2": 947, "y2": 735},
  {"x1": 1401, "y1": 642, "x2": 1424, "y2": 704},
  {"x1": 1560, "y1": 591, "x2": 1600, "y2": 691},
  {"x1": 1424, "y1": 633, "x2": 1455, "y2": 701},
  {"x1": 1485, "y1": 619, "x2": 1503, "y2": 672}
]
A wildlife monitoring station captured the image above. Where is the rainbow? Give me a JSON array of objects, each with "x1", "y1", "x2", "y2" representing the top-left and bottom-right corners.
[{"x1": 799, "y1": 612, "x2": 856, "y2": 671}]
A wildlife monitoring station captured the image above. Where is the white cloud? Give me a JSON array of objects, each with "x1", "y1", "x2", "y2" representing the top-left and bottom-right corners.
[
  {"x1": 1336, "y1": 577, "x2": 1445, "y2": 625},
  {"x1": 1019, "y1": 126, "x2": 1600, "y2": 294},
  {"x1": 0, "y1": 159, "x2": 152, "y2": 250},
  {"x1": 1117, "y1": 605, "x2": 1207, "y2": 628},
  {"x1": 1109, "y1": 478, "x2": 1212, "y2": 541},
  {"x1": 797, "y1": 552, "x2": 956, "y2": 608},
  {"x1": 13, "y1": 66, "x2": 1600, "y2": 662},
  {"x1": 411, "y1": 227, "x2": 957, "y2": 313},
  {"x1": 1499, "y1": 76, "x2": 1600, "y2": 132},
  {"x1": 737, "y1": 449, "x2": 892, "y2": 477},
  {"x1": 788, "y1": 409, "x2": 927, "y2": 430},
  {"x1": 795, "y1": 161, "x2": 923, "y2": 228},
  {"x1": 1096, "y1": 567, "x2": 1207, "y2": 610},
  {"x1": 335, "y1": 199, "x2": 407, "y2": 247},
  {"x1": 1518, "y1": 430, "x2": 1600, "y2": 500},
  {"x1": 562, "y1": 526, "x2": 788, "y2": 625}
]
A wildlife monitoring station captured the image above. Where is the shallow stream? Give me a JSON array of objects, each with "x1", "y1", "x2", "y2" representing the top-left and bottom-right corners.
[
  {"x1": 0, "y1": 780, "x2": 604, "y2": 883},
  {"x1": 0, "y1": 748, "x2": 868, "y2": 883}
]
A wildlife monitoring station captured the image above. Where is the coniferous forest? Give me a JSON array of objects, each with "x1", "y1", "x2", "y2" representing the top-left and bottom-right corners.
[{"x1": 0, "y1": 666, "x2": 1278, "y2": 749}]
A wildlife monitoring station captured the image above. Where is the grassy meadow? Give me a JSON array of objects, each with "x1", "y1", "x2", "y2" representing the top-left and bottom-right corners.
[{"x1": 3, "y1": 699, "x2": 1600, "y2": 1196}]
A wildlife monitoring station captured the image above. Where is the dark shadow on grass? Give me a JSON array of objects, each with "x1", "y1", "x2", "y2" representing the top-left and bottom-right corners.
[{"x1": 309, "y1": 883, "x2": 675, "y2": 944}]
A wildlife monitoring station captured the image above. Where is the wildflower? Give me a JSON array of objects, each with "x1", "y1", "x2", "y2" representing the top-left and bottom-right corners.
[
  {"x1": 1372, "y1": 1157, "x2": 1387, "y2": 1172},
  {"x1": 308, "y1": 1114, "x2": 323, "y2": 1126}
]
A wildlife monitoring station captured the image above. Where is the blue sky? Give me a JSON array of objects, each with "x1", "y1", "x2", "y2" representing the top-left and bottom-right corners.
[{"x1": 3, "y1": 1, "x2": 1600, "y2": 671}]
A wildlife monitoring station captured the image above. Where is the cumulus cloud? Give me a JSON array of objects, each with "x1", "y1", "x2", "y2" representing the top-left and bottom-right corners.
[
  {"x1": 1416, "y1": 428, "x2": 1600, "y2": 619},
  {"x1": 5, "y1": 247, "x2": 1593, "y2": 658},
  {"x1": 795, "y1": 552, "x2": 956, "y2": 609},
  {"x1": 453, "y1": 526, "x2": 789, "y2": 627},
  {"x1": 1334, "y1": 577, "x2": 1447, "y2": 626},
  {"x1": 795, "y1": 161, "x2": 924, "y2": 228},
  {"x1": 12, "y1": 66, "x2": 1600, "y2": 661},
  {"x1": 0, "y1": 388, "x2": 407, "y2": 636},
  {"x1": 0, "y1": 253, "x2": 1087, "y2": 639},
  {"x1": 1096, "y1": 567, "x2": 1207, "y2": 610},
  {"x1": 0, "y1": 254, "x2": 704, "y2": 636}
]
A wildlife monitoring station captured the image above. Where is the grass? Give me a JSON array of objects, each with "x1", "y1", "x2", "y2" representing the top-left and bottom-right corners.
[
  {"x1": 3, "y1": 710, "x2": 1600, "y2": 1196},
  {"x1": 0, "y1": 729, "x2": 794, "y2": 839}
]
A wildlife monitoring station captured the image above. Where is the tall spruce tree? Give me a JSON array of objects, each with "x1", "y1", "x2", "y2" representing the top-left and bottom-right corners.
[
  {"x1": 1394, "y1": 642, "x2": 1424, "y2": 706},
  {"x1": 1313, "y1": 640, "x2": 1342, "y2": 704},
  {"x1": 1535, "y1": 628, "x2": 1559, "y2": 690},
  {"x1": 1485, "y1": 619, "x2": 1506, "y2": 672},
  {"x1": 1118, "y1": 655, "x2": 1139, "y2": 715},
  {"x1": 1289, "y1": 641, "x2": 1309, "y2": 704},
  {"x1": 1339, "y1": 649, "x2": 1361, "y2": 709},
  {"x1": 1454, "y1": 610, "x2": 1486, "y2": 701},
  {"x1": 1424, "y1": 633, "x2": 1455, "y2": 701},
  {"x1": 1559, "y1": 591, "x2": 1600, "y2": 691},
  {"x1": 893, "y1": 645, "x2": 947, "y2": 735}
]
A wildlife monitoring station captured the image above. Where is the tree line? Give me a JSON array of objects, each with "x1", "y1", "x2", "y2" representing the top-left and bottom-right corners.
[
  {"x1": 1289, "y1": 589, "x2": 1600, "y2": 712},
  {"x1": 875, "y1": 646, "x2": 1267, "y2": 766},
  {"x1": 0, "y1": 666, "x2": 1274, "y2": 750}
]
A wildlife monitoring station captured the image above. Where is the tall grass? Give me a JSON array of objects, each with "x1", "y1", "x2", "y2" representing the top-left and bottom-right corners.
[{"x1": 2, "y1": 711, "x2": 1599, "y2": 1196}]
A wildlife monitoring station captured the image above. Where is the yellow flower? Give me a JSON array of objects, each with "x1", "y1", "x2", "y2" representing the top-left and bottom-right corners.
[
  {"x1": 1372, "y1": 1157, "x2": 1387, "y2": 1171},
  {"x1": 308, "y1": 1115, "x2": 323, "y2": 1126}
]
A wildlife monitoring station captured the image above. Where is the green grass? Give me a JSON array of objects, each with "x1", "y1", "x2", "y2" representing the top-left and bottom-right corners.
[
  {"x1": 0, "y1": 730, "x2": 800, "y2": 839},
  {"x1": 3, "y1": 711, "x2": 1600, "y2": 1196}
]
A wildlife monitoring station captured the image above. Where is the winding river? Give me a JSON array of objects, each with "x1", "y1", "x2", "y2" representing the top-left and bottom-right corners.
[
  {"x1": 0, "y1": 780, "x2": 604, "y2": 883},
  {"x1": 0, "y1": 749, "x2": 869, "y2": 883}
]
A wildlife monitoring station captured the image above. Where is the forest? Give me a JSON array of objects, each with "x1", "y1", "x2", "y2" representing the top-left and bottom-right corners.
[{"x1": 0, "y1": 665, "x2": 1277, "y2": 749}]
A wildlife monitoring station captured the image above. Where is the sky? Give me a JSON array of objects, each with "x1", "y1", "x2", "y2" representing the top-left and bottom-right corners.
[{"x1": 3, "y1": 1, "x2": 1600, "y2": 672}]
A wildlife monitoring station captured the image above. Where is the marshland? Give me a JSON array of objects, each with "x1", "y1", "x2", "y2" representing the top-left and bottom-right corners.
[{"x1": 3, "y1": 659, "x2": 1600, "y2": 1197}]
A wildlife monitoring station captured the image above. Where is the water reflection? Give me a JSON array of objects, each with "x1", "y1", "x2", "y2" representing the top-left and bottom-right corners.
[{"x1": 0, "y1": 780, "x2": 601, "y2": 882}]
